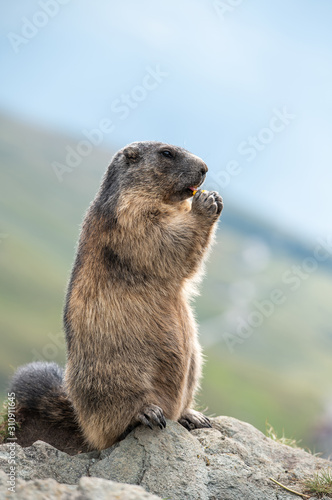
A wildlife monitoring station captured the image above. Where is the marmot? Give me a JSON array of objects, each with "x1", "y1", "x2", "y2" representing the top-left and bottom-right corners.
[{"x1": 10, "y1": 141, "x2": 223, "y2": 451}]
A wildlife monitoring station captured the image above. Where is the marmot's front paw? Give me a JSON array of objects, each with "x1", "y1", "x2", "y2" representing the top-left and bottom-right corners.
[
  {"x1": 192, "y1": 190, "x2": 223, "y2": 218},
  {"x1": 137, "y1": 403, "x2": 166, "y2": 430},
  {"x1": 178, "y1": 409, "x2": 212, "y2": 430}
]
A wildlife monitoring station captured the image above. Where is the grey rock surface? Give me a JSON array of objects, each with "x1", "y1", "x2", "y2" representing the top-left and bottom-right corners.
[
  {"x1": 0, "y1": 439, "x2": 92, "y2": 484},
  {"x1": 91, "y1": 417, "x2": 210, "y2": 499},
  {"x1": 1, "y1": 416, "x2": 331, "y2": 499},
  {"x1": 91, "y1": 417, "x2": 332, "y2": 500},
  {"x1": 0, "y1": 469, "x2": 161, "y2": 499}
]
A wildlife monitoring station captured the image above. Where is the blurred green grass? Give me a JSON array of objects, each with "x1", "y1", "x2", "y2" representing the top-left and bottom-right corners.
[{"x1": 1, "y1": 114, "x2": 332, "y2": 449}]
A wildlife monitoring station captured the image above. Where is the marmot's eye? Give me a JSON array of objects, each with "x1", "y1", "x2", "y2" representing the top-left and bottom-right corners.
[{"x1": 160, "y1": 150, "x2": 173, "y2": 158}]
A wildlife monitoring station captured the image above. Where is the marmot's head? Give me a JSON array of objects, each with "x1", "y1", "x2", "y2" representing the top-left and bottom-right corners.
[{"x1": 99, "y1": 141, "x2": 208, "y2": 205}]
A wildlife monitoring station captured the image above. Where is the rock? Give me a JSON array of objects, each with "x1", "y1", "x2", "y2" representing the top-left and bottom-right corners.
[
  {"x1": 0, "y1": 470, "x2": 161, "y2": 499},
  {"x1": 90, "y1": 418, "x2": 210, "y2": 499},
  {"x1": 77, "y1": 477, "x2": 161, "y2": 500},
  {"x1": 90, "y1": 421, "x2": 208, "y2": 500},
  {"x1": 90, "y1": 417, "x2": 331, "y2": 499},
  {"x1": 1, "y1": 416, "x2": 331, "y2": 499},
  {"x1": 0, "y1": 440, "x2": 94, "y2": 484}
]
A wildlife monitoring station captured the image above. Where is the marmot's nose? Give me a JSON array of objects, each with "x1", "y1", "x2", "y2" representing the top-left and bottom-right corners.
[{"x1": 200, "y1": 162, "x2": 208, "y2": 175}]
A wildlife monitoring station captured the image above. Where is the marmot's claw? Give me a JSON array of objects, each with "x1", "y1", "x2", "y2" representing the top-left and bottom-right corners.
[
  {"x1": 178, "y1": 418, "x2": 193, "y2": 430},
  {"x1": 193, "y1": 190, "x2": 223, "y2": 217},
  {"x1": 178, "y1": 409, "x2": 212, "y2": 430},
  {"x1": 137, "y1": 404, "x2": 166, "y2": 430}
]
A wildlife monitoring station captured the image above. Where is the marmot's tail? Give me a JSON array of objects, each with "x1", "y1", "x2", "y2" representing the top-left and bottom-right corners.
[{"x1": 9, "y1": 361, "x2": 77, "y2": 429}]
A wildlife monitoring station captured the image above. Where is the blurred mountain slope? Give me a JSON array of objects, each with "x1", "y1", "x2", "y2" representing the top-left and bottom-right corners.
[{"x1": 1, "y1": 114, "x2": 331, "y2": 448}]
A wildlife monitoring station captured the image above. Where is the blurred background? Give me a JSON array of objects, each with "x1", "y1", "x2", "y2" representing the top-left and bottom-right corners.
[{"x1": 1, "y1": 0, "x2": 332, "y2": 455}]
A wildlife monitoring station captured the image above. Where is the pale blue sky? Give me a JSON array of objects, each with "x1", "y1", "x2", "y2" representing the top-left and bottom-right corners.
[{"x1": 1, "y1": 0, "x2": 332, "y2": 241}]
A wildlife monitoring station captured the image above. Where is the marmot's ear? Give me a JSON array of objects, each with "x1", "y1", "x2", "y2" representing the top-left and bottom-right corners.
[{"x1": 123, "y1": 146, "x2": 140, "y2": 162}]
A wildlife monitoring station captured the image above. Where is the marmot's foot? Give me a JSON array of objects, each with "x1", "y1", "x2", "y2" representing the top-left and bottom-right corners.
[
  {"x1": 178, "y1": 409, "x2": 212, "y2": 430},
  {"x1": 137, "y1": 404, "x2": 166, "y2": 430},
  {"x1": 192, "y1": 190, "x2": 223, "y2": 218}
]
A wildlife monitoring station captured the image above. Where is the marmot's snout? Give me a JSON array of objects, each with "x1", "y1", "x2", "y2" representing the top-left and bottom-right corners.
[
  {"x1": 186, "y1": 156, "x2": 208, "y2": 191},
  {"x1": 165, "y1": 153, "x2": 208, "y2": 202},
  {"x1": 198, "y1": 160, "x2": 208, "y2": 185}
]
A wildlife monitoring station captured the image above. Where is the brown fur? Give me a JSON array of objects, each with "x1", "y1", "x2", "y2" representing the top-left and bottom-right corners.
[{"x1": 63, "y1": 141, "x2": 223, "y2": 450}]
